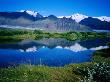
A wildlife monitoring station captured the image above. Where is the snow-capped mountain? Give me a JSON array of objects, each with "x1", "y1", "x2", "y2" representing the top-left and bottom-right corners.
[
  {"x1": 94, "y1": 16, "x2": 110, "y2": 22},
  {"x1": 58, "y1": 13, "x2": 110, "y2": 23},
  {"x1": 58, "y1": 16, "x2": 70, "y2": 18},
  {"x1": 71, "y1": 13, "x2": 88, "y2": 22},
  {"x1": 0, "y1": 10, "x2": 110, "y2": 31},
  {"x1": 58, "y1": 13, "x2": 88, "y2": 22},
  {"x1": 20, "y1": 10, "x2": 38, "y2": 17},
  {"x1": 19, "y1": 10, "x2": 110, "y2": 23}
]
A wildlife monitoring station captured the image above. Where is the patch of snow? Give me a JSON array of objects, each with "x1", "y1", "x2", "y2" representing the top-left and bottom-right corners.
[
  {"x1": 58, "y1": 16, "x2": 71, "y2": 18},
  {"x1": 20, "y1": 10, "x2": 38, "y2": 17},
  {"x1": 42, "y1": 46, "x2": 46, "y2": 48},
  {"x1": 19, "y1": 49, "x2": 24, "y2": 52},
  {"x1": 19, "y1": 10, "x2": 25, "y2": 12},
  {"x1": 19, "y1": 43, "x2": 109, "y2": 53},
  {"x1": 56, "y1": 46, "x2": 63, "y2": 49},
  {"x1": 94, "y1": 16, "x2": 110, "y2": 22},
  {"x1": 55, "y1": 43, "x2": 109, "y2": 52},
  {"x1": 58, "y1": 13, "x2": 110, "y2": 23},
  {"x1": 71, "y1": 13, "x2": 88, "y2": 22},
  {"x1": 93, "y1": 30, "x2": 110, "y2": 32},
  {"x1": 64, "y1": 43, "x2": 87, "y2": 52},
  {"x1": 25, "y1": 46, "x2": 37, "y2": 52},
  {"x1": 58, "y1": 13, "x2": 88, "y2": 22},
  {"x1": 90, "y1": 46, "x2": 109, "y2": 50}
]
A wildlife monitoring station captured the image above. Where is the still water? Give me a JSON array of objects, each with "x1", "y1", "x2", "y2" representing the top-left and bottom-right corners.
[{"x1": 0, "y1": 38, "x2": 110, "y2": 67}]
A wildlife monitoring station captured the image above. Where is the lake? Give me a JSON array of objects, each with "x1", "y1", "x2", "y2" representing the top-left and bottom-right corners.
[{"x1": 0, "y1": 38, "x2": 110, "y2": 67}]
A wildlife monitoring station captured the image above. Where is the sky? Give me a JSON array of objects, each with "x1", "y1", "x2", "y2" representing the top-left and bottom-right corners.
[{"x1": 0, "y1": 0, "x2": 110, "y2": 16}]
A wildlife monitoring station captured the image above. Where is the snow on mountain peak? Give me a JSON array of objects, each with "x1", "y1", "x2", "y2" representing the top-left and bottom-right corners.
[
  {"x1": 19, "y1": 11, "x2": 110, "y2": 22},
  {"x1": 58, "y1": 13, "x2": 88, "y2": 22},
  {"x1": 20, "y1": 10, "x2": 38, "y2": 17},
  {"x1": 71, "y1": 13, "x2": 88, "y2": 22},
  {"x1": 20, "y1": 10, "x2": 25, "y2": 12},
  {"x1": 94, "y1": 16, "x2": 110, "y2": 22},
  {"x1": 58, "y1": 16, "x2": 71, "y2": 18}
]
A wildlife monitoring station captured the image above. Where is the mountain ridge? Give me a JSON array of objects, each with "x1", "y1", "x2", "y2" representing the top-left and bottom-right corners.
[
  {"x1": 58, "y1": 13, "x2": 110, "y2": 23},
  {"x1": 0, "y1": 10, "x2": 110, "y2": 31}
]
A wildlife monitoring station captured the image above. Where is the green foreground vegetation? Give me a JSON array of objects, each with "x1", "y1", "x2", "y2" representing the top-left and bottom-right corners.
[{"x1": 0, "y1": 28, "x2": 110, "y2": 43}]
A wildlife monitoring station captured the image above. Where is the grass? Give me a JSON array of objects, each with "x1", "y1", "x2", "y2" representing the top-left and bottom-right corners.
[
  {"x1": 0, "y1": 62, "x2": 104, "y2": 82},
  {"x1": 0, "y1": 29, "x2": 109, "y2": 43},
  {"x1": 0, "y1": 63, "x2": 94, "y2": 82},
  {"x1": 0, "y1": 63, "x2": 98, "y2": 82},
  {"x1": 93, "y1": 44, "x2": 110, "y2": 63}
]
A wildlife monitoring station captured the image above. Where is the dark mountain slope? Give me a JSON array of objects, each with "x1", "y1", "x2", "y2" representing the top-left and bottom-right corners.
[{"x1": 80, "y1": 17, "x2": 110, "y2": 30}]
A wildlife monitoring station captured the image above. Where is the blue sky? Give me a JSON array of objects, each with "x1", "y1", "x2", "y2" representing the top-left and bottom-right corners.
[{"x1": 0, "y1": 0, "x2": 110, "y2": 16}]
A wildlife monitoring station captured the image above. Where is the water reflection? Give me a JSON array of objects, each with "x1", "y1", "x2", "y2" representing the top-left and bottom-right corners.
[
  {"x1": 0, "y1": 38, "x2": 110, "y2": 67},
  {"x1": 0, "y1": 37, "x2": 110, "y2": 50}
]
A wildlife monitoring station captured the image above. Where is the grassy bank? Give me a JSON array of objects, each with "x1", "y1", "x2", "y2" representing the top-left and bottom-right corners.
[
  {"x1": 93, "y1": 42, "x2": 110, "y2": 63},
  {"x1": 0, "y1": 28, "x2": 109, "y2": 43},
  {"x1": 0, "y1": 62, "x2": 94, "y2": 82},
  {"x1": 0, "y1": 62, "x2": 110, "y2": 82}
]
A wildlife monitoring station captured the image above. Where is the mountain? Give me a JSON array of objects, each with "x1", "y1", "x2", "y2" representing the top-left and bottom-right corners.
[
  {"x1": 79, "y1": 17, "x2": 110, "y2": 30},
  {"x1": 0, "y1": 10, "x2": 44, "y2": 26},
  {"x1": 54, "y1": 17, "x2": 91, "y2": 32},
  {"x1": 47, "y1": 15, "x2": 58, "y2": 20},
  {"x1": 0, "y1": 10, "x2": 91, "y2": 32},
  {"x1": 27, "y1": 16, "x2": 91, "y2": 32},
  {"x1": 0, "y1": 10, "x2": 43, "y2": 20},
  {"x1": 58, "y1": 13, "x2": 88, "y2": 23},
  {"x1": 58, "y1": 13, "x2": 110, "y2": 30},
  {"x1": 0, "y1": 10, "x2": 110, "y2": 31},
  {"x1": 20, "y1": 10, "x2": 38, "y2": 17},
  {"x1": 58, "y1": 13, "x2": 110, "y2": 23},
  {"x1": 94, "y1": 16, "x2": 110, "y2": 22}
]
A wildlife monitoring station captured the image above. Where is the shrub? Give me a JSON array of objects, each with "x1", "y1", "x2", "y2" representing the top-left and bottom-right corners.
[{"x1": 76, "y1": 62, "x2": 110, "y2": 82}]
